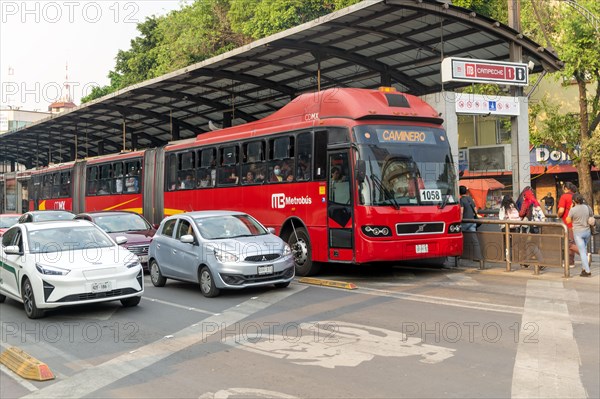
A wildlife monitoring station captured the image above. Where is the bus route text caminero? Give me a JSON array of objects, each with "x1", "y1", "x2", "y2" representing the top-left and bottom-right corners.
[{"x1": 15, "y1": 88, "x2": 462, "y2": 276}]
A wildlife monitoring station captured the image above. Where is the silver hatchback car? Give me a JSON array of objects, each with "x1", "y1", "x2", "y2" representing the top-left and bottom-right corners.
[{"x1": 148, "y1": 211, "x2": 294, "y2": 297}]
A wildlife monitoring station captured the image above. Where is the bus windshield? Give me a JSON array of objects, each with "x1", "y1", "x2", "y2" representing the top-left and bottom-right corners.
[{"x1": 354, "y1": 125, "x2": 457, "y2": 207}]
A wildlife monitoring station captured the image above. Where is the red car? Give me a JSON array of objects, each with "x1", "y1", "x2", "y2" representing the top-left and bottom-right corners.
[
  {"x1": 0, "y1": 214, "x2": 21, "y2": 236},
  {"x1": 74, "y1": 211, "x2": 156, "y2": 268}
]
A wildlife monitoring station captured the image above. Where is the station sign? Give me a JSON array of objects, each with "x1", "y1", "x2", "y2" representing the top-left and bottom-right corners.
[
  {"x1": 454, "y1": 93, "x2": 520, "y2": 116},
  {"x1": 441, "y1": 57, "x2": 528, "y2": 86}
]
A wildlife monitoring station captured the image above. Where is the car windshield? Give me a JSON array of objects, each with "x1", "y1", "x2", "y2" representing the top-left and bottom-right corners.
[
  {"x1": 194, "y1": 214, "x2": 268, "y2": 239},
  {"x1": 33, "y1": 211, "x2": 75, "y2": 222},
  {"x1": 93, "y1": 213, "x2": 150, "y2": 233},
  {"x1": 28, "y1": 226, "x2": 114, "y2": 253},
  {"x1": 0, "y1": 215, "x2": 20, "y2": 228}
]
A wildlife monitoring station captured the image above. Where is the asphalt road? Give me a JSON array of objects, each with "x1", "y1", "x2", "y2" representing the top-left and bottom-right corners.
[{"x1": 1, "y1": 257, "x2": 598, "y2": 399}]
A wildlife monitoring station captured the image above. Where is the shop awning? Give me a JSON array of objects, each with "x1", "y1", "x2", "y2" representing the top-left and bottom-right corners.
[{"x1": 460, "y1": 178, "x2": 505, "y2": 209}]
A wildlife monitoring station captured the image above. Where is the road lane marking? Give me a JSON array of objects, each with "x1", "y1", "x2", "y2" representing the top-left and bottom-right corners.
[
  {"x1": 0, "y1": 364, "x2": 38, "y2": 392},
  {"x1": 142, "y1": 296, "x2": 216, "y2": 315},
  {"x1": 511, "y1": 280, "x2": 586, "y2": 398},
  {"x1": 22, "y1": 285, "x2": 306, "y2": 399},
  {"x1": 226, "y1": 320, "x2": 455, "y2": 368}
]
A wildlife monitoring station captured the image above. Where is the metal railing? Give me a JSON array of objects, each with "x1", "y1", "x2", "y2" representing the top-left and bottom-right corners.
[{"x1": 461, "y1": 218, "x2": 571, "y2": 277}]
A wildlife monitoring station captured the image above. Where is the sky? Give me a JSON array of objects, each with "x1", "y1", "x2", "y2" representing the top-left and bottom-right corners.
[{"x1": 0, "y1": 0, "x2": 188, "y2": 111}]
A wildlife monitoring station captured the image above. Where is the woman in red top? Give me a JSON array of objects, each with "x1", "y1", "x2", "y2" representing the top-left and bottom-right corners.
[{"x1": 557, "y1": 182, "x2": 579, "y2": 265}]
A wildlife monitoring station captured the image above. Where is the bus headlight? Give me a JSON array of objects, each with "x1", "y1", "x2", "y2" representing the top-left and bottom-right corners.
[
  {"x1": 448, "y1": 223, "x2": 462, "y2": 233},
  {"x1": 362, "y1": 226, "x2": 392, "y2": 237}
]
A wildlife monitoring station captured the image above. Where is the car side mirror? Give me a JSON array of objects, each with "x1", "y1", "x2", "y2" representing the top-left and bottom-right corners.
[
  {"x1": 115, "y1": 236, "x2": 128, "y2": 245},
  {"x1": 180, "y1": 234, "x2": 195, "y2": 244},
  {"x1": 4, "y1": 245, "x2": 22, "y2": 255}
]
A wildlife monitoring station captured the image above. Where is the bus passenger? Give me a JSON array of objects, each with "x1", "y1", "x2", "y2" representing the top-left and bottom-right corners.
[
  {"x1": 271, "y1": 165, "x2": 283, "y2": 182},
  {"x1": 243, "y1": 171, "x2": 255, "y2": 184},
  {"x1": 182, "y1": 174, "x2": 195, "y2": 189}
]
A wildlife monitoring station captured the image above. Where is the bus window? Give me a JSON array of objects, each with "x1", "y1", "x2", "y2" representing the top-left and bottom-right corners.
[
  {"x1": 166, "y1": 154, "x2": 178, "y2": 191},
  {"x1": 177, "y1": 152, "x2": 196, "y2": 189},
  {"x1": 51, "y1": 173, "x2": 61, "y2": 198},
  {"x1": 87, "y1": 166, "x2": 98, "y2": 195},
  {"x1": 113, "y1": 162, "x2": 124, "y2": 193},
  {"x1": 242, "y1": 141, "x2": 265, "y2": 185},
  {"x1": 329, "y1": 153, "x2": 351, "y2": 205},
  {"x1": 314, "y1": 130, "x2": 329, "y2": 180},
  {"x1": 60, "y1": 171, "x2": 71, "y2": 197},
  {"x1": 218, "y1": 146, "x2": 239, "y2": 186},
  {"x1": 269, "y1": 136, "x2": 294, "y2": 183},
  {"x1": 125, "y1": 160, "x2": 141, "y2": 193},
  {"x1": 99, "y1": 164, "x2": 112, "y2": 195},
  {"x1": 199, "y1": 148, "x2": 216, "y2": 187},
  {"x1": 296, "y1": 132, "x2": 312, "y2": 181}
]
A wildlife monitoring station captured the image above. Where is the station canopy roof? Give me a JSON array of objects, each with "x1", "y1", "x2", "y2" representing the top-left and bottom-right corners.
[{"x1": 0, "y1": 0, "x2": 563, "y2": 168}]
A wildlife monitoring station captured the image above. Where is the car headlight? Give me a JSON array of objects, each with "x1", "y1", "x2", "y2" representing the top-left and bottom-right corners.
[
  {"x1": 214, "y1": 248, "x2": 238, "y2": 263},
  {"x1": 36, "y1": 263, "x2": 70, "y2": 276},
  {"x1": 125, "y1": 259, "x2": 142, "y2": 269},
  {"x1": 283, "y1": 244, "x2": 292, "y2": 256}
]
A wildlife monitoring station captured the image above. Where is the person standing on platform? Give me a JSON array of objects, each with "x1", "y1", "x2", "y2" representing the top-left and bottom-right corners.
[
  {"x1": 566, "y1": 194, "x2": 592, "y2": 277},
  {"x1": 543, "y1": 192, "x2": 555, "y2": 215},
  {"x1": 557, "y1": 182, "x2": 579, "y2": 267},
  {"x1": 459, "y1": 185, "x2": 482, "y2": 262}
]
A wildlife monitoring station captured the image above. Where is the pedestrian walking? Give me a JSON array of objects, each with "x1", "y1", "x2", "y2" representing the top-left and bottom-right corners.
[
  {"x1": 517, "y1": 187, "x2": 545, "y2": 269},
  {"x1": 566, "y1": 194, "x2": 593, "y2": 277}
]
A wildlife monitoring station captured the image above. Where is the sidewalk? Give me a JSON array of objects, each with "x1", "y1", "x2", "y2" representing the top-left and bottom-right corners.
[{"x1": 456, "y1": 253, "x2": 599, "y2": 279}]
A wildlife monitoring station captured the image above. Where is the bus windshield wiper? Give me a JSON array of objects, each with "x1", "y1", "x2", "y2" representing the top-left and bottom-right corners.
[
  {"x1": 438, "y1": 192, "x2": 450, "y2": 209},
  {"x1": 370, "y1": 174, "x2": 399, "y2": 210}
]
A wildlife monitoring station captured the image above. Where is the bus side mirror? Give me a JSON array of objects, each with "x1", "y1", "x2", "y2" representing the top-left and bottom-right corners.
[{"x1": 356, "y1": 160, "x2": 366, "y2": 184}]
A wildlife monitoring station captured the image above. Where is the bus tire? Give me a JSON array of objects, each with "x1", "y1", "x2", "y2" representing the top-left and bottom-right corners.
[{"x1": 288, "y1": 227, "x2": 320, "y2": 276}]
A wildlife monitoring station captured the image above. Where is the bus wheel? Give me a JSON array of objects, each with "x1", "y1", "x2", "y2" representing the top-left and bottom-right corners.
[{"x1": 288, "y1": 227, "x2": 320, "y2": 276}]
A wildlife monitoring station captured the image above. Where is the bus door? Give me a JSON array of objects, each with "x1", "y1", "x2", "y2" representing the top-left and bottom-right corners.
[
  {"x1": 327, "y1": 151, "x2": 354, "y2": 262},
  {"x1": 72, "y1": 160, "x2": 87, "y2": 213}
]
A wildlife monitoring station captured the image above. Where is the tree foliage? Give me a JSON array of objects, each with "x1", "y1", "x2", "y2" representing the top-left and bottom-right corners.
[
  {"x1": 82, "y1": 0, "x2": 361, "y2": 103},
  {"x1": 523, "y1": 0, "x2": 600, "y2": 202}
]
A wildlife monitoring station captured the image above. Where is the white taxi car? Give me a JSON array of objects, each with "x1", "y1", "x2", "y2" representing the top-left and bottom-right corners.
[{"x1": 0, "y1": 220, "x2": 144, "y2": 319}]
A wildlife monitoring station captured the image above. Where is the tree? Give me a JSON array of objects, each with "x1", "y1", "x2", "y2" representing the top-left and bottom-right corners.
[{"x1": 524, "y1": 0, "x2": 600, "y2": 205}]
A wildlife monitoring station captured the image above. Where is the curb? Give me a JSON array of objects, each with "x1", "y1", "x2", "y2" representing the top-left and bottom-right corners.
[
  {"x1": 0, "y1": 346, "x2": 54, "y2": 381},
  {"x1": 298, "y1": 277, "x2": 358, "y2": 290}
]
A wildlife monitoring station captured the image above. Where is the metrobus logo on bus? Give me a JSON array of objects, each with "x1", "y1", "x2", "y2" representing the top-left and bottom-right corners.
[{"x1": 271, "y1": 194, "x2": 313, "y2": 209}]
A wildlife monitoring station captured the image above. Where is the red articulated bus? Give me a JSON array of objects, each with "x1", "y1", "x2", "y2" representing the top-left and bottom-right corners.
[{"x1": 17, "y1": 87, "x2": 463, "y2": 276}]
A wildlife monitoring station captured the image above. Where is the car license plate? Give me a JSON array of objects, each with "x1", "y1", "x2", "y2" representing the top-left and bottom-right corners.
[
  {"x1": 416, "y1": 244, "x2": 429, "y2": 254},
  {"x1": 90, "y1": 281, "x2": 112, "y2": 293},
  {"x1": 257, "y1": 265, "x2": 274, "y2": 275}
]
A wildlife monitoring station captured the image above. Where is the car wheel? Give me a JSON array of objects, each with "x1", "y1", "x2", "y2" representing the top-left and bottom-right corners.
[
  {"x1": 0, "y1": 293, "x2": 6, "y2": 303},
  {"x1": 21, "y1": 278, "x2": 44, "y2": 319},
  {"x1": 121, "y1": 296, "x2": 141, "y2": 307},
  {"x1": 274, "y1": 282, "x2": 290, "y2": 289},
  {"x1": 288, "y1": 227, "x2": 320, "y2": 276},
  {"x1": 199, "y1": 266, "x2": 220, "y2": 298},
  {"x1": 150, "y1": 260, "x2": 167, "y2": 287}
]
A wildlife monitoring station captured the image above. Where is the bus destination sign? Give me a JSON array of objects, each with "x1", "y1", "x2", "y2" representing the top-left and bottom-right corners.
[
  {"x1": 441, "y1": 57, "x2": 528, "y2": 86},
  {"x1": 376, "y1": 129, "x2": 436, "y2": 145}
]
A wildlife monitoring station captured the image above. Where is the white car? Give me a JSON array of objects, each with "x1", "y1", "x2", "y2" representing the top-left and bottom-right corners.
[
  {"x1": 148, "y1": 211, "x2": 294, "y2": 297},
  {"x1": 0, "y1": 220, "x2": 144, "y2": 319}
]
